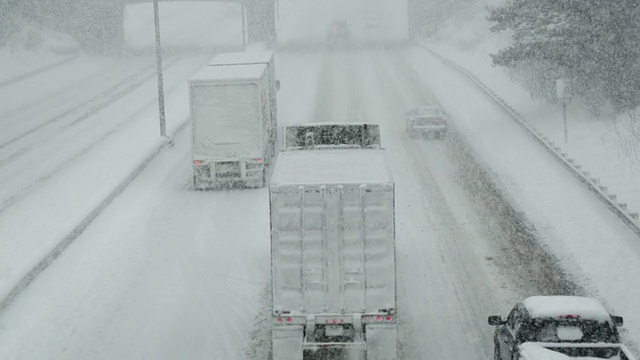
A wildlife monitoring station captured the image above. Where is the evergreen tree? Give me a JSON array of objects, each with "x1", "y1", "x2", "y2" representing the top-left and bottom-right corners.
[{"x1": 488, "y1": 0, "x2": 640, "y2": 112}]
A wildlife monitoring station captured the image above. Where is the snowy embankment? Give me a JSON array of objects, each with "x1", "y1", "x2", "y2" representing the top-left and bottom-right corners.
[
  {"x1": 0, "y1": 25, "x2": 80, "y2": 84},
  {"x1": 405, "y1": 47, "x2": 640, "y2": 349},
  {"x1": 424, "y1": 2, "x2": 640, "y2": 230},
  {"x1": 409, "y1": 6, "x2": 640, "y2": 349},
  {"x1": 0, "y1": 3, "x2": 243, "y2": 306}
]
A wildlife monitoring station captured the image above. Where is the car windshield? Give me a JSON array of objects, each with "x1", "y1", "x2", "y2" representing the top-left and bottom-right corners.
[
  {"x1": 415, "y1": 107, "x2": 441, "y2": 117},
  {"x1": 412, "y1": 118, "x2": 440, "y2": 125},
  {"x1": 521, "y1": 319, "x2": 618, "y2": 343}
]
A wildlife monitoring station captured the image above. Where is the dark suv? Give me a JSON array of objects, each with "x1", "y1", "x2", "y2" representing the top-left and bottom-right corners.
[{"x1": 488, "y1": 296, "x2": 624, "y2": 360}]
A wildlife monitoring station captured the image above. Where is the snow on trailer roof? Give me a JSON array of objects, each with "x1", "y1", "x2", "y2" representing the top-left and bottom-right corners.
[
  {"x1": 523, "y1": 296, "x2": 611, "y2": 322},
  {"x1": 270, "y1": 149, "x2": 393, "y2": 186},
  {"x1": 208, "y1": 51, "x2": 274, "y2": 66},
  {"x1": 189, "y1": 63, "x2": 267, "y2": 82},
  {"x1": 288, "y1": 122, "x2": 375, "y2": 127}
]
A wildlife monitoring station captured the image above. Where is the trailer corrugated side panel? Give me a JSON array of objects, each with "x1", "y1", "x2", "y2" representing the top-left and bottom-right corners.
[{"x1": 270, "y1": 182, "x2": 395, "y2": 315}]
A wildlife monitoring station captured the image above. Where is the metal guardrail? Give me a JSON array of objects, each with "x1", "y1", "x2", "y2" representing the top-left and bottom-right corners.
[{"x1": 416, "y1": 44, "x2": 640, "y2": 239}]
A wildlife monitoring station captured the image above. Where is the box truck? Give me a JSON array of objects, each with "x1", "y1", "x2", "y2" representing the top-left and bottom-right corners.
[
  {"x1": 208, "y1": 52, "x2": 279, "y2": 150},
  {"x1": 189, "y1": 63, "x2": 273, "y2": 189}
]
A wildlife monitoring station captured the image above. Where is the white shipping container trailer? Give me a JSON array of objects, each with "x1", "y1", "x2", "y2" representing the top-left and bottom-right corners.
[
  {"x1": 189, "y1": 63, "x2": 273, "y2": 189},
  {"x1": 269, "y1": 149, "x2": 397, "y2": 360},
  {"x1": 208, "y1": 52, "x2": 279, "y2": 148}
]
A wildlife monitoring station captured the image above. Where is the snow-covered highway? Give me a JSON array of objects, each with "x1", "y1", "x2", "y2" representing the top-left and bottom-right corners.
[{"x1": 4, "y1": 45, "x2": 635, "y2": 359}]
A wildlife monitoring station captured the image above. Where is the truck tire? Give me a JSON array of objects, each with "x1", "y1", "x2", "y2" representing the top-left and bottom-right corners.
[{"x1": 193, "y1": 176, "x2": 202, "y2": 191}]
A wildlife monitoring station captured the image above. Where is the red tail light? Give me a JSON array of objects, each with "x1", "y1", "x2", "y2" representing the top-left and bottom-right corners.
[
  {"x1": 257, "y1": 158, "x2": 262, "y2": 163},
  {"x1": 377, "y1": 315, "x2": 383, "y2": 321},
  {"x1": 559, "y1": 315, "x2": 580, "y2": 319},
  {"x1": 193, "y1": 160, "x2": 205, "y2": 165}
]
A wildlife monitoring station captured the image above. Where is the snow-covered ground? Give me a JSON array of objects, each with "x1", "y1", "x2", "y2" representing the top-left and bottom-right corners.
[
  {"x1": 0, "y1": 24, "x2": 80, "y2": 83},
  {"x1": 0, "y1": 2, "x2": 639, "y2": 359},
  {"x1": 426, "y1": 0, "x2": 640, "y2": 226}
]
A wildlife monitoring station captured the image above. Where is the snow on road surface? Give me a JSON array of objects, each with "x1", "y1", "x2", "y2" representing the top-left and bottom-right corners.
[
  {"x1": 3, "y1": 46, "x2": 626, "y2": 360},
  {"x1": 404, "y1": 47, "x2": 640, "y2": 350},
  {"x1": 0, "y1": 53, "x2": 212, "y2": 302},
  {"x1": 0, "y1": 9, "x2": 639, "y2": 353}
]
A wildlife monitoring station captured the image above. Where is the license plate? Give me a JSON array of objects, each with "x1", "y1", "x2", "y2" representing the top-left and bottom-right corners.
[{"x1": 325, "y1": 325, "x2": 344, "y2": 337}]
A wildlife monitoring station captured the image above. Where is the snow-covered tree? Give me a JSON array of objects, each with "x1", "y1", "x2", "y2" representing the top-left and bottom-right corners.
[{"x1": 488, "y1": 0, "x2": 640, "y2": 112}]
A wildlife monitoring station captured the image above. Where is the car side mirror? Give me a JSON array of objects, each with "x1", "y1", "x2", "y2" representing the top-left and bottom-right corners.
[
  {"x1": 611, "y1": 316, "x2": 623, "y2": 326},
  {"x1": 488, "y1": 315, "x2": 504, "y2": 326},
  {"x1": 276, "y1": 80, "x2": 281, "y2": 92}
]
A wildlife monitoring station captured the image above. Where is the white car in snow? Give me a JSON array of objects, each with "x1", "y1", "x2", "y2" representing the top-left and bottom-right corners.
[{"x1": 405, "y1": 105, "x2": 448, "y2": 139}]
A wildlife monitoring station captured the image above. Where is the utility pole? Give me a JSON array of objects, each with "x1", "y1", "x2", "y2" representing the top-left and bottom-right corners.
[
  {"x1": 153, "y1": 0, "x2": 167, "y2": 137},
  {"x1": 241, "y1": 4, "x2": 247, "y2": 50},
  {"x1": 556, "y1": 79, "x2": 571, "y2": 144},
  {"x1": 562, "y1": 101, "x2": 568, "y2": 144}
]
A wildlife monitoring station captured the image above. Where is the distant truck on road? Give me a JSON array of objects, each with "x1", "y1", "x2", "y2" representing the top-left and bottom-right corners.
[
  {"x1": 269, "y1": 123, "x2": 397, "y2": 360},
  {"x1": 189, "y1": 63, "x2": 274, "y2": 189}
]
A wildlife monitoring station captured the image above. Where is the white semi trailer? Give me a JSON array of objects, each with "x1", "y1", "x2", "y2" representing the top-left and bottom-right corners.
[
  {"x1": 269, "y1": 124, "x2": 397, "y2": 360},
  {"x1": 189, "y1": 63, "x2": 273, "y2": 189}
]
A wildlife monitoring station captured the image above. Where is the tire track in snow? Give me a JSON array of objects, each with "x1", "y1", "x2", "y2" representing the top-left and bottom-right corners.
[
  {"x1": 311, "y1": 51, "x2": 336, "y2": 123},
  {"x1": 0, "y1": 57, "x2": 185, "y2": 216},
  {"x1": 0, "y1": 56, "x2": 144, "y2": 136},
  {"x1": 366, "y1": 49, "x2": 491, "y2": 358},
  {"x1": 0, "y1": 53, "x2": 79, "y2": 90},
  {"x1": 0, "y1": 56, "x2": 181, "y2": 165},
  {"x1": 390, "y1": 49, "x2": 584, "y2": 298}
]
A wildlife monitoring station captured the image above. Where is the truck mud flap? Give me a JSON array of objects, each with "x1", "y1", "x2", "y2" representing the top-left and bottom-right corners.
[
  {"x1": 272, "y1": 325, "x2": 303, "y2": 360},
  {"x1": 365, "y1": 324, "x2": 397, "y2": 360}
]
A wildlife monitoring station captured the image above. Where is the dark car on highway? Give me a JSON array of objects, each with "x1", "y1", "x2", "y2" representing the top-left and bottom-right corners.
[{"x1": 488, "y1": 296, "x2": 624, "y2": 360}]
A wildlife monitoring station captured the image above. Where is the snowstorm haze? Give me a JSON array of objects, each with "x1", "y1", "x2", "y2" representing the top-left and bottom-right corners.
[{"x1": 1, "y1": 0, "x2": 640, "y2": 359}]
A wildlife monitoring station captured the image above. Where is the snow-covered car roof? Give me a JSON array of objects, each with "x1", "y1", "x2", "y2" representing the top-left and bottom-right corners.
[
  {"x1": 207, "y1": 51, "x2": 274, "y2": 66},
  {"x1": 189, "y1": 63, "x2": 266, "y2": 82},
  {"x1": 270, "y1": 149, "x2": 392, "y2": 186},
  {"x1": 522, "y1": 296, "x2": 611, "y2": 322}
]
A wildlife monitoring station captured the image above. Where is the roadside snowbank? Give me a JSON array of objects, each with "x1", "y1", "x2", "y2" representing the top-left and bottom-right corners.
[
  {"x1": 0, "y1": 24, "x2": 80, "y2": 83},
  {"x1": 425, "y1": 1, "x2": 640, "y2": 222},
  {"x1": 414, "y1": 2, "x2": 640, "y2": 351}
]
